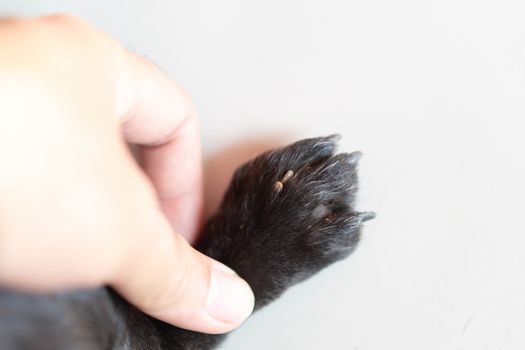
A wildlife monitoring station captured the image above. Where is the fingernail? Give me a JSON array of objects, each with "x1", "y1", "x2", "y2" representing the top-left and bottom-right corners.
[{"x1": 206, "y1": 264, "x2": 254, "y2": 324}]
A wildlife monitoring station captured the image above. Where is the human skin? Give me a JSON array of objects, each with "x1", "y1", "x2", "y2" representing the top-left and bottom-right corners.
[{"x1": 0, "y1": 15, "x2": 254, "y2": 334}]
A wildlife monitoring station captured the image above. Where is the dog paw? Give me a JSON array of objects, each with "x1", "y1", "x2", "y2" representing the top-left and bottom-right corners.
[{"x1": 199, "y1": 135, "x2": 374, "y2": 309}]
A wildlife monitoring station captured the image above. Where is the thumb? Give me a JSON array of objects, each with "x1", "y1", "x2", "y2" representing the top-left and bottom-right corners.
[{"x1": 110, "y1": 180, "x2": 254, "y2": 334}]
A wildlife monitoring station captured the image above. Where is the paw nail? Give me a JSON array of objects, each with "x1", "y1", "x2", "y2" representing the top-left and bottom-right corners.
[
  {"x1": 358, "y1": 211, "x2": 376, "y2": 222},
  {"x1": 347, "y1": 151, "x2": 363, "y2": 165},
  {"x1": 273, "y1": 181, "x2": 284, "y2": 192},
  {"x1": 326, "y1": 134, "x2": 342, "y2": 142}
]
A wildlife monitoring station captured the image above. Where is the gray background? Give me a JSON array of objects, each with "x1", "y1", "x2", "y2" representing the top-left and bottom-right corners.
[{"x1": 3, "y1": 1, "x2": 525, "y2": 349}]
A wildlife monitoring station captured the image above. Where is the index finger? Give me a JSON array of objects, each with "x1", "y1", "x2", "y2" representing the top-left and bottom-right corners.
[{"x1": 117, "y1": 53, "x2": 203, "y2": 243}]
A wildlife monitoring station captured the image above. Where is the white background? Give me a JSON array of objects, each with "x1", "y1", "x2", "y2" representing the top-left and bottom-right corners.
[{"x1": 3, "y1": 1, "x2": 525, "y2": 349}]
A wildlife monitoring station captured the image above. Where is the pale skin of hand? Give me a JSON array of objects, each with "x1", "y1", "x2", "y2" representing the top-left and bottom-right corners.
[{"x1": 0, "y1": 15, "x2": 254, "y2": 334}]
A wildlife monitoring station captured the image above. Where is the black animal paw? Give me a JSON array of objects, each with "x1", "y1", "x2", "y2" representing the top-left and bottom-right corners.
[{"x1": 199, "y1": 135, "x2": 374, "y2": 310}]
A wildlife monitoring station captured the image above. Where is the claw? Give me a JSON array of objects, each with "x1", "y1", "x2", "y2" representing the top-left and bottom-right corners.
[
  {"x1": 324, "y1": 134, "x2": 342, "y2": 143},
  {"x1": 347, "y1": 151, "x2": 363, "y2": 165},
  {"x1": 310, "y1": 134, "x2": 341, "y2": 157},
  {"x1": 358, "y1": 211, "x2": 376, "y2": 222}
]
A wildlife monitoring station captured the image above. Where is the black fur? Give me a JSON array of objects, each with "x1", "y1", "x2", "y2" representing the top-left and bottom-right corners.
[{"x1": 0, "y1": 135, "x2": 374, "y2": 349}]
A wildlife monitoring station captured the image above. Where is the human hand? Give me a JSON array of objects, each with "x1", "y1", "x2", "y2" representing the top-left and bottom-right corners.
[{"x1": 0, "y1": 15, "x2": 253, "y2": 334}]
